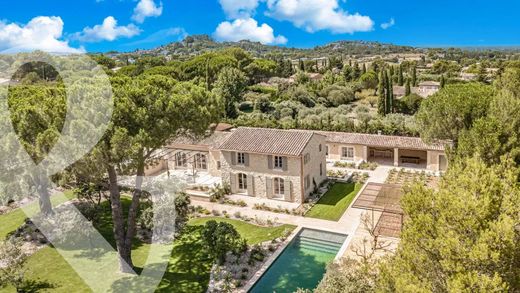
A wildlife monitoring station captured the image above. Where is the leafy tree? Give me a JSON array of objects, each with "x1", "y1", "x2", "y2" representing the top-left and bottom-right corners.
[
  {"x1": 93, "y1": 75, "x2": 221, "y2": 272},
  {"x1": 244, "y1": 59, "x2": 278, "y2": 84},
  {"x1": 396, "y1": 93, "x2": 423, "y2": 115},
  {"x1": 415, "y1": 83, "x2": 494, "y2": 144},
  {"x1": 213, "y1": 67, "x2": 248, "y2": 119},
  {"x1": 91, "y1": 55, "x2": 116, "y2": 69},
  {"x1": 201, "y1": 220, "x2": 244, "y2": 264},
  {"x1": 379, "y1": 158, "x2": 520, "y2": 292},
  {"x1": 359, "y1": 71, "x2": 378, "y2": 91},
  {"x1": 0, "y1": 240, "x2": 29, "y2": 291}
]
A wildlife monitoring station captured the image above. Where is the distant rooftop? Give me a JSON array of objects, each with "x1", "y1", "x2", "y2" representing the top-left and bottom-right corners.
[{"x1": 316, "y1": 131, "x2": 447, "y2": 151}]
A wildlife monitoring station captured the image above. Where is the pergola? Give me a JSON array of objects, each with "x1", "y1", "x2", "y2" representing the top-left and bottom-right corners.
[{"x1": 352, "y1": 183, "x2": 404, "y2": 238}]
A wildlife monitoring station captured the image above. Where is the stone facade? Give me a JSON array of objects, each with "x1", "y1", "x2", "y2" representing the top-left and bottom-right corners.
[
  {"x1": 326, "y1": 143, "x2": 366, "y2": 163},
  {"x1": 220, "y1": 134, "x2": 327, "y2": 204}
]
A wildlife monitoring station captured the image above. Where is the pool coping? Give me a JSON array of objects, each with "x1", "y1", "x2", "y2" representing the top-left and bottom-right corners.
[
  {"x1": 240, "y1": 226, "x2": 303, "y2": 292},
  {"x1": 241, "y1": 226, "x2": 348, "y2": 292}
]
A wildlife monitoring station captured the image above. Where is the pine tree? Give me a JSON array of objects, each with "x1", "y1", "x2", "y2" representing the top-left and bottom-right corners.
[
  {"x1": 377, "y1": 70, "x2": 386, "y2": 116},
  {"x1": 405, "y1": 78, "x2": 411, "y2": 96},
  {"x1": 398, "y1": 64, "x2": 404, "y2": 86}
]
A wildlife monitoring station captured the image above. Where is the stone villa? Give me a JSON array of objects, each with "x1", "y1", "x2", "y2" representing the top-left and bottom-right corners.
[{"x1": 148, "y1": 126, "x2": 448, "y2": 203}]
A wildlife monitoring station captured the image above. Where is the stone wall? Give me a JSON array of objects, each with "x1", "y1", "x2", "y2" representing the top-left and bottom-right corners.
[{"x1": 326, "y1": 143, "x2": 366, "y2": 162}]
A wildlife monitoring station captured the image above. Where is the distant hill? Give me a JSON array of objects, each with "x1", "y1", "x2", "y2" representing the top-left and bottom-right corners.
[{"x1": 115, "y1": 34, "x2": 421, "y2": 59}]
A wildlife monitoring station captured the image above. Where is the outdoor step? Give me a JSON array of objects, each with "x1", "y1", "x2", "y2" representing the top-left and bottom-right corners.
[
  {"x1": 298, "y1": 235, "x2": 345, "y2": 246},
  {"x1": 296, "y1": 242, "x2": 341, "y2": 254},
  {"x1": 297, "y1": 236, "x2": 344, "y2": 249}
]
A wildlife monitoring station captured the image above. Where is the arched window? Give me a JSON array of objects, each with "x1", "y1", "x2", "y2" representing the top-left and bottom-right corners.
[{"x1": 273, "y1": 177, "x2": 285, "y2": 198}]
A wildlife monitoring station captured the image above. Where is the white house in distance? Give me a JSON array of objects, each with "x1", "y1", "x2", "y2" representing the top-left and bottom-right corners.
[
  {"x1": 148, "y1": 126, "x2": 448, "y2": 203},
  {"x1": 393, "y1": 81, "x2": 441, "y2": 98}
]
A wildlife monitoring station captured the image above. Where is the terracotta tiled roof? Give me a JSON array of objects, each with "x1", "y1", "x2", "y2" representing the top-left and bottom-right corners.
[
  {"x1": 219, "y1": 127, "x2": 318, "y2": 156},
  {"x1": 316, "y1": 131, "x2": 447, "y2": 151},
  {"x1": 169, "y1": 131, "x2": 232, "y2": 149}
]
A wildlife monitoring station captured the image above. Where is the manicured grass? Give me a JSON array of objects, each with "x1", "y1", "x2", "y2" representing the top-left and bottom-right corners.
[
  {"x1": 305, "y1": 183, "x2": 362, "y2": 221},
  {"x1": 188, "y1": 217, "x2": 296, "y2": 245},
  {"x1": 0, "y1": 191, "x2": 76, "y2": 240},
  {"x1": 1, "y1": 203, "x2": 294, "y2": 293}
]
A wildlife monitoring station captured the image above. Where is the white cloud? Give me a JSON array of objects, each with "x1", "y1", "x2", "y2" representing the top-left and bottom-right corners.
[
  {"x1": 72, "y1": 16, "x2": 141, "y2": 42},
  {"x1": 381, "y1": 18, "x2": 395, "y2": 30},
  {"x1": 266, "y1": 0, "x2": 373, "y2": 34},
  {"x1": 0, "y1": 16, "x2": 83, "y2": 53},
  {"x1": 219, "y1": 0, "x2": 260, "y2": 19},
  {"x1": 214, "y1": 18, "x2": 287, "y2": 45},
  {"x1": 132, "y1": 0, "x2": 163, "y2": 23}
]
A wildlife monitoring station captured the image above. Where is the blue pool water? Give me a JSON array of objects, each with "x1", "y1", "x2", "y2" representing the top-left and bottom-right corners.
[{"x1": 249, "y1": 228, "x2": 347, "y2": 293}]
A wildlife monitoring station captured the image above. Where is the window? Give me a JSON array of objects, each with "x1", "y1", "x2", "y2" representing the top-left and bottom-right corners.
[
  {"x1": 320, "y1": 163, "x2": 323, "y2": 176},
  {"x1": 274, "y1": 156, "x2": 283, "y2": 169},
  {"x1": 194, "y1": 153, "x2": 207, "y2": 169},
  {"x1": 273, "y1": 177, "x2": 285, "y2": 198},
  {"x1": 238, "y1": 173, "x2": 247, "y2": 190},
  {"x1": 175, "y1": 152, "x2": 187, "y2": 167},
  {"x1": 304, "y1": 175, "x2": 310, "y2": 190},
  {"x1": 319, "y1": 144, "x2": 322, "y2": 152},
  {"x1": 217, "y1": 161, "x2": 221, "y2": 170},
  {"x1": 237, "y1": 152, "x2": 246, "y2": 165},
  {"x1": 342, "y1": 147, "x2": 354, "y2": 159},
  {"x1": 304, "y1": 153, "x2": 311, "y2": 164},
  {"x1": 325, "y1": 145, "x2": 329, "y2": 156}
]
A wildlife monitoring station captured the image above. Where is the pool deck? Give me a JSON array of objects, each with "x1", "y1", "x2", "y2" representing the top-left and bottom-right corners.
[{"x1": 191, "y1": 165, "x2": 403, "y2": 292}]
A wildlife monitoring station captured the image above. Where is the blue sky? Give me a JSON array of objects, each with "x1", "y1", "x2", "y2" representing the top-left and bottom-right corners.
[{"x1": 1, "y1": 0, "x2": 520, "y2": 53}]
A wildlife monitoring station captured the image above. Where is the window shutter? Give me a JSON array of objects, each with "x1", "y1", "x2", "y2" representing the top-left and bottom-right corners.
[
  {"x1": 267, "y1": 155, "x2": 273, "y2": 169},
  {"x1": 282, "y1": 156, "x2": 288, "y2": 171},
  {"x1": 266, "y1": 177, "x2": 273, "y2": 198},
  {"x1": 229, "y1": 173, "x2": 236, "y2": 193},
  {"x1": 247, "y1": 175, "x2": 254, "y2": 196},
  {"x1": 244, "y1": 153, "x2": 250, "y2": 167},
  {"x1": 231, "y1": 152, "x2": 236, "y2": 165},
  {"x1": 283, "y1": 178, "x2": 291, "y2": 201}
]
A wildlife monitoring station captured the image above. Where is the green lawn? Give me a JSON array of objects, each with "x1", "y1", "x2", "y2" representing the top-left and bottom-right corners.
[
  {"x1": 0, "y1": 201, "x2": 295, "y2": 293},
  {"x1": 0, "y1": 191, "x2": 75, "y2": 239},
  {"x1": 305, "y1": 182, "x2": 362, "y2": 221},
  {"x1": 188, "y1": 217, "x2": 296, "y2": 245}
]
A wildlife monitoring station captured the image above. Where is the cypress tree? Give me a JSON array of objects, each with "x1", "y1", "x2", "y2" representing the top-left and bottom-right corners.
[
  {"x1": 398, "y1": 64, "x2": 404, "y2": 86},
  {"x1": 299, "y1": 59, "x2": 305, "y2": 71},
  {"x1": 362, "y1": 63, "x2": 367, "y2": 74},
  {"x1": 405, "y1": 78, "x2": 411, "y2": 96},
  {"x1": 386, "y1": 71, "x2": 393, "y2": 114},
  {"x1": 411, "y1": 66, "x2": 417, "y2": 86},
  {"x1": 440, "y1": 75, "x2": 446, "y2": 88},
  {"x1": 377, "y1": 70, "x2": 386, "y2": 116}
]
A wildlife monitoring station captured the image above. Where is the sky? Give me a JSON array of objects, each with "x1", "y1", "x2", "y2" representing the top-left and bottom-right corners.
[{"x1": 1, "y1": 0, "x2": 520, "y2": 53}]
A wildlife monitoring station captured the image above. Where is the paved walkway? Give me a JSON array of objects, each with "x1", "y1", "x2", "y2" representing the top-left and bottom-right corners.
[{"x1": 192, "y1": 198, "x2": 365, "y2": 235}]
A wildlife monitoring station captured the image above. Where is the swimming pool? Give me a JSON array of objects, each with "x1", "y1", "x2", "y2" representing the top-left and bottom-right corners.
[{"x1": 249, "y1": 228, "x2": 347, "y2": 293}]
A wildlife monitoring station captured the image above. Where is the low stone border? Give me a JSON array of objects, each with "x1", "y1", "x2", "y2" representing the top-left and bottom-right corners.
[{"x1": 240, "y1": 226, "x2": 303, "y2": 293}]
